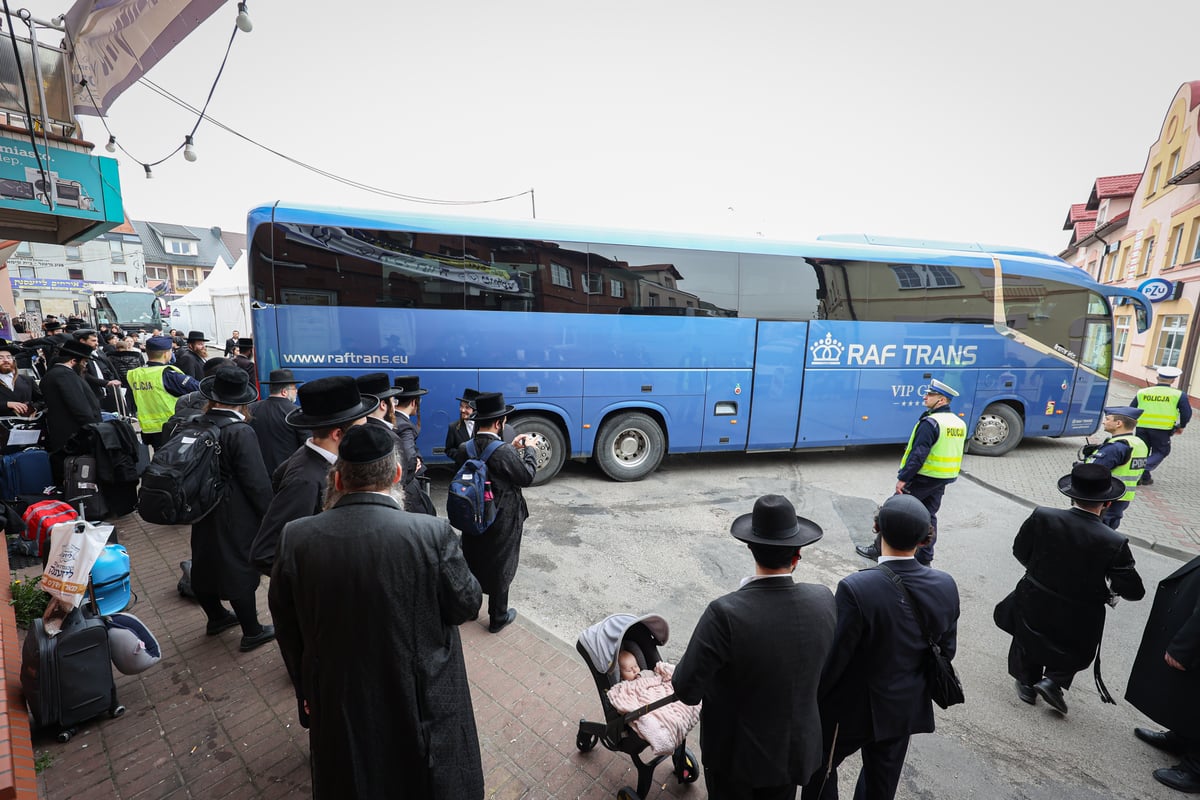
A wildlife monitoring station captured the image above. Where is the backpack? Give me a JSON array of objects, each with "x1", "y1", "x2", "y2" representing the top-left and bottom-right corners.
[
  {"x1": 136, "y1": 416, "x2": 236, "y2": 525},
  {"x1": 446, "y1": 439, "x2": 505, "y2": 536}
]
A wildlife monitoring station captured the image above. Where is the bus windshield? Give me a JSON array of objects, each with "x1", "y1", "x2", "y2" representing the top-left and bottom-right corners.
[
  {"x1": 247, "y1": 204, "x2": 1151, "y2": 484},
  {"x1": 93, "y1": 288, "x2": 162, "y2": 330}
]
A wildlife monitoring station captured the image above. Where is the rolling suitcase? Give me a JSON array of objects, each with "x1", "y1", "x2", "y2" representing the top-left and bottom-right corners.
[
  {"x1": 0, "y1": 448, "x2": 53, "y2": 500},
  {"x1": 62, "y1": 455, "x2": 110, "y2": 520},
  {"x1": 20, "y1": 606, "x2": 125, "y2": 742}
]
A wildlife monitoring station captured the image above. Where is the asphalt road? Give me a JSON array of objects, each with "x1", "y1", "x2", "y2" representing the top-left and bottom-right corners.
[{"x1": 431, "y1": 444, "x2": 1187, "y2": 800}]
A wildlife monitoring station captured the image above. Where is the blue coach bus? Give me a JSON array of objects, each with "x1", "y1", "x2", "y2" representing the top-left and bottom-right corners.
[{"x1": 246, "y1": 203, "x2": 1152, "y2": 484}]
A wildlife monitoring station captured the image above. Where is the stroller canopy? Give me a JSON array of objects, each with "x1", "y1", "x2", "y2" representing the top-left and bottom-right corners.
[{"x1": 578, "y1": 613, "x2": 670, "y2": 684}]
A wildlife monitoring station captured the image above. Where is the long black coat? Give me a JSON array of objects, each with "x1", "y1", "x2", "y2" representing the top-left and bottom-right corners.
[
  {"x1": 0, "y1": 374, "x2": 40, "y2": 408},
  {"x1": 1126, "y1": 555, "x2": 1200, "y2": 740},
  {"x1": 248, "y1": 396, "x2": 308, "y2": 477},
  {"x1": 819, "y1": 560, "x2": 959, "y2": 741},
  {"x1": 189, "y1": 410, "x2": 272, "y2": 599},
  {"x1": 173, "y1": 347, "x2": 205, "y2": 381},
  {"x1": 269, "y1": 492, "x2": 483, "y2": 800},
  {"x1": 444, "y1": 419, "x2": 513, "y2": 462},
  {"x1": 1002, "y1": 506, "x2": 1145, "y2": 674},
  {"x1": 391, "y1": 414, "x2": 425, "y2": 513},
  {"x1": 452, "y1": 434, "x2": 536, "y2": 595},
  {"x1": 251, "y1": 444, "x2": 331, "y2": 575},
  {"x1": 41, "y1": 364, "x2": 101, "y2": 453},
  {"x1": 673, "y1": 576, "x2": 836, "y2": 788}
]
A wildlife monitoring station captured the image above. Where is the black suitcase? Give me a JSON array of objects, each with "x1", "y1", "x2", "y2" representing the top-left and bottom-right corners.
[
  {"x1": 20, "y1": 606, "x2": 125, "y2": 741},
  {"x1": 62, "y1": 455, "x2": 110, "y2": 520}
]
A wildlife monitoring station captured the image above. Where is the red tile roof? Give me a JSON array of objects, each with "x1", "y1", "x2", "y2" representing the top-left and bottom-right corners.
[
  {"x1": 1063, "y1": 203, "x2": 1099, "y2": 230},
  {"x1": 1094, "y1": 174, "x2": 1142, "y2": 197},
  {"x1": 1074, "y1": 221, "x2": 1096, "y2": 241}
]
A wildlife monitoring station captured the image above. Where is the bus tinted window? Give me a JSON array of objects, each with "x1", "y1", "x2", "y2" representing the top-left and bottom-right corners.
[
  {"x1": 811, "y1": 262, "x2": 992, "y2": 324},
  {"x1": 1002, "y1": 276, "x2": 1089, "y2": 361}
]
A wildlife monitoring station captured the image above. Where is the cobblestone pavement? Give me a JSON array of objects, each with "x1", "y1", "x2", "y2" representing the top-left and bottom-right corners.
[{"x1": 962, "y1": 377, "x2": 1200, "y2": 559}]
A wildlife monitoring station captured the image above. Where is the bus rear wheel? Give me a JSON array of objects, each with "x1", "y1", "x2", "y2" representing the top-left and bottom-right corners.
[
  {"x1": 969, "y1": 403, "x2": 1023, "y2": 457},
  {"x1": 508, "y1": 416, "x2": 567, "y2": 485},
  {"x1": 595, "y1": 412, "x2": 665, "y2": 482}
]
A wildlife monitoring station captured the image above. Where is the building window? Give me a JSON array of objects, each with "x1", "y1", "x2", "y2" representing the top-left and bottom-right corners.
[
  {"x1": 201, "y1": 269, "x2": 211, "y2": 281},
  {"x1": 1103, "y1": 251, "x2": 1119, "y2": 282},
  {"x1": 1169, "y1": 149, "x2": 1181, "y2": 178},
  {"x1": 1154, "y1": 314, "x2": 1188, "y2": 368},
  {"x1": 177, "y1": 268, "x2": 197, "y2": 289},
  {"x1": 1167, "y1": 225, "x2": 1184, "y2": 269},
  {"x1": 65, "y1": 245, "x2": 81, "y2": 261},
  {"x1": 113, "y1": 271, "x2": 128, "y2": 285},
  {"x1": 23, "y1": 299, "x2": 40, "y2": 316},
  {"x1": 1137, "y1": 236, "x2": 1155, "y2": 276},
  {"x1": 68, "y1": 268, "x2": 83, "y2": 281},
  {"x1": 1118, "y1": 248, "x2": 1131, "y2": 280},
  {"x1": 17, "y1": 266, "x2": 35, "y2": 278},
  {"x1": 583, "y1": 273, "x2": 602, "y2": 294},
  {"x1": 1146, "y1": 164, "x2": 1161, "y2": 197},
  {"x1": 550, "y1": 262, "x2": 572, "y2": 288},
  {"x1": 147, "y1": 266, "x2": 169, "y2": 282},
  {"x1": 891, "y1": 264, "x2": 962, "y2": 290},
  {"x1": 611, "y1": 280, "x2": 624, "y2": 298},
  {"x1": 1113, "y1": 316, "x2": 1131, "y2": 360},
  {"x1": 164, "y1": 238, "x2": 198, "y2": 256},
  {"x1": 1193, "y1": 222, "x2": 1200, "y2": 262},
  {"x1": 109, "y1": 239, "x2": 125, "y2": 263}
]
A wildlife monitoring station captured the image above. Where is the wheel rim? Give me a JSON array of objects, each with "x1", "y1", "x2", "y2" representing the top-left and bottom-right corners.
[
  {"x1": 527, "y1": 437, "x2": 552, "y2": 471},
  {"x1": 611, "y1": 427, "x2": 650, "y2": 468},
  {"x1": 973, "y1": 413, "x2": 1010, "y2": 447}
]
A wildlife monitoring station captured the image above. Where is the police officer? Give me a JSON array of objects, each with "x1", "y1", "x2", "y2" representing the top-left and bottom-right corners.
[
  {"x1": 127, "y1": 335, "x2": 201, "y2": 448},
  {"x1": 1133, "y1": 366, "x2": 1192, "y2": 485},
  {"x1": 857, "y1": 378, "x2": 966, "y2": 564},
  {"x1": 1084, "y1": 406, "x2": 1148, "y2": 531}
]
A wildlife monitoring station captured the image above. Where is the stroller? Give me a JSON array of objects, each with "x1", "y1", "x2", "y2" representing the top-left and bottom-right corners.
[{"x1": 575, "y1": 613, "x2": 700, "y2": 800}]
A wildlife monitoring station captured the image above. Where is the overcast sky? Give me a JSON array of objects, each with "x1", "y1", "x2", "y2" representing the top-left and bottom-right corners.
[{"x1": 17, "y1": 0, "x2": 1200, "y2": 256}]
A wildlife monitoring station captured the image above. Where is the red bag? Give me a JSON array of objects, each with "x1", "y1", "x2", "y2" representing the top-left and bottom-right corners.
[{"x1": 21, "y1": 500, "x2": 78, "y2": 559}]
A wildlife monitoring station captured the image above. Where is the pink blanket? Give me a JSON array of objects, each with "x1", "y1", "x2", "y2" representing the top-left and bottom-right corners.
[{"x1": 606, "y1": 662, "x2": 701, "y2": 755}]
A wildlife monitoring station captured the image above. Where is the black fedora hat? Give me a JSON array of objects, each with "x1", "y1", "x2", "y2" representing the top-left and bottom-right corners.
[
  {"x1": 730, "y1": 494, "x2": 824, "y2": 547},
  {"x1": 471, "y1": 391, "x2": 514, "y2": 422},
  {"x1": 457, "y1": 387, "x2": 480, "y2": 406},
  {"x1": 186, "y1": 330, "x2": 210, "y2": 342},
  {"x1": 355, "y1": 372, "x2": 401, "y2": 400},
  {"x1": 392, "y1": 375, "x2": 428, "y2": 399},
  {"x1": 200, "y1": 365, "x2": 259, "y2": 405},
  {"x1": 286, "y1": 376, "x2": 378, "y2": 428},
  {"x1": 1057, "y1": 463, "x2": 1126, "y2": 503},
  {"x1": 264, "y1": 368, "x2": 301, "y2": 386},
  {"x1": 0, "y1": 340, "x2": 21, "y2": 356},
  {"x1": 236, "y1": 337, "x2": 254, "y2": 350},
  {"x1": 56, "y1": 339, "x2": 95, "y2": 361}
]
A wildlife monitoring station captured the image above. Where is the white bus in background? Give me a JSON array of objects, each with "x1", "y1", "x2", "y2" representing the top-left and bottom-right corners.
[{"x1": 88, "y1": 284, "x2": 163, "y2": 334}]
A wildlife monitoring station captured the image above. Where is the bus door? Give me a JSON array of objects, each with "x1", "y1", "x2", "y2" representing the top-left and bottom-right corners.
[{"x1": 745, "y1": 321, "x2": 808, "y2": 450}]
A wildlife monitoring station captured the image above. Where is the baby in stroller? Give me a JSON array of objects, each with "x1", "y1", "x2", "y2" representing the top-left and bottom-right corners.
[{"x1": 575, "y1": 613, "x2": 701, "y2": 800}]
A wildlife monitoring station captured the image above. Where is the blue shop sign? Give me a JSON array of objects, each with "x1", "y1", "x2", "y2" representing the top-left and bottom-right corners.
[{"x1": 1137, "y1": 278, "x2": 1174, "y2": 303}]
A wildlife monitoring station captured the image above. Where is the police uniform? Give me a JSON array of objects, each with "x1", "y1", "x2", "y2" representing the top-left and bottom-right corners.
[
  {"x1": 128, "y1": 335, "x2": 201, "y2": 447},
  {"x1": 897, "y1": 378, "x2": 966, "y2": 564},
  {"x1": 1085, "y1": 405, "x2": 1148, "y2": 531},
  {"x1": 1133, "y1": 366, "x2": 1192, "y2": 484}
]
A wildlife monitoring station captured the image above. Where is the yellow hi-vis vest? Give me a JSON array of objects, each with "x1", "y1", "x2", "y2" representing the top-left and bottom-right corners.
[
  {"x1": 128, "y1": 364, "x2": 183, "y2": 434},
  {"x1": 1089, "y1": 433, "x2": 1148, "y2": 503},
  {"x1": 1135, "y1": 385, "x2": 1183, "y2": 430},
  {"x1": 902, "y1": 411, "x2": 967, "y2": 479}
]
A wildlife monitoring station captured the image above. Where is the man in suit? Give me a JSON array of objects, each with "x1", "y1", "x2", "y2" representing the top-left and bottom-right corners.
[
  {"x1": 1127, "y1": 554, "x2": 1200, "y2": 793},
  {"x1": 250, "y1": 376, "x2": 375, "y2": 575},
  {"x1": 73, "y1": 328, "x2": 123, "y2": 411},
  {"x1": 174, "y1": 331, "x2": 210, "y2": 381},
  {"x1": 0, "y1": 341, "x2": 40, "y2": 416},
  {"x1": 392, "y1": 375, "x2": 432, "y2": 514},
  {"x1": 269, "y1": 424, "x2": 483, "y2": 798},
  {"x1": 40, "y1": 339, "x2": 102, "y2": 484},
  {"x1": 673, "y1": 494, "x2": 836, "y2": 799},
  {"x1": 248, "y1": 369, "x2": 309, "y2": 476},
  {"x1": 445, "y1": 387, "x2": 513, "y2": 461},
  {"x1": 997, "y1": 463, "x2": 1145, "y2": 715},
  {"x1": 232, "y1": 337, "x2": 257, "y2": 395},
  {"x1": 223, "y1": 330, "x2": 240, "y2": 357},
  {"x1": 804, "y1": 494, "x2": 960, "y2": 800}
]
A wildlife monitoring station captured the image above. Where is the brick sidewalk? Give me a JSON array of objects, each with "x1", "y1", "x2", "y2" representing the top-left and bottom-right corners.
[{"x1": 30, "y1": 513, "x2": 704, "y2": 799}]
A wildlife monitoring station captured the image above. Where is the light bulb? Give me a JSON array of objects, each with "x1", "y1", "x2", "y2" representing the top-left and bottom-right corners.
[
  {"x1": 143, "y1": 164, "x2": 153, "y2": 179},
  {"x1": 183, "y1": 135, "x2": 197, "y2": 162},
  {"x1": 235, "y1": 2, "x2": 252, "y2": 32},
  {"x1": 105, "y1": 135, "x2": 116, "y2": 153}
]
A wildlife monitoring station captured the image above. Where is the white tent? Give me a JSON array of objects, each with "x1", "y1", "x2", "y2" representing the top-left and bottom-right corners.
[{"x1": 169, "y1": 254, "x2": 252, "y2": 342}]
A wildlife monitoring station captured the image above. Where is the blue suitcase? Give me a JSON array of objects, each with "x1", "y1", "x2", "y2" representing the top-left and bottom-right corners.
[
  {"x1": 90, "y1": 544, "x2": 132, "y2": 616},
  {"x1": 0, "y1": 448, "x2": 54, "y2": 500}
]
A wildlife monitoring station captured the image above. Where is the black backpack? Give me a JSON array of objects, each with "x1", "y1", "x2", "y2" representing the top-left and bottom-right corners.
[
  {"x1": 446, "y1": 439, "x2": 504, "y2": 536},
  {"x1": 137, "y1": 416, "x2": 236, "y2": 525}
]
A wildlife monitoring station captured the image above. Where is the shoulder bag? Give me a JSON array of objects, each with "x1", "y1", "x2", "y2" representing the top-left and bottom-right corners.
[{"x1": 874, "y1": 564, "x2": 964, "y2": 709}]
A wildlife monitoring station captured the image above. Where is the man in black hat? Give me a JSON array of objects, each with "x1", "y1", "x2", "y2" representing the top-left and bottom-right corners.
[
  {"x1": 174, "y1": 331, "x2": 210, "y2": 381},
  {"x1": 391, "y1": 374, "x2": 431, "y2": 514},
  {"x1": 248, "y1": 369, "x2": 308, "y2": 476},
  {"x1": 452, "y1": 392, "x2": 538, "y2": 633},
  {"x1": 673, "y1": 494, "x2": 835, "y2": 799},
  {"x1": 269, "y1": 424, "x2": 484, "y2": 798},
  {"x1": 232, "y1": 337, "x2": 257, "y2": 393},
  {"x1": 73, "y1": 328, "x2": 122, "y2": 411},
  {"x1": 251, "y1": 376, "x2": 376, "y2": 575},
  {"x1": 0, "y1": 341, "x2": 40, "y2": 417},
  {"x1": 995, "y1": 463, "x2": 1145, "y2": 715},
  {"x1": 40, "y1": 338, "x2": 102, "y2": 484},
  {"x1": 444, "y1": 387, "x2": 513, "y2": 461},
  {"x1": 805, "y1": 495, "x2": 959, "y2": 800}
]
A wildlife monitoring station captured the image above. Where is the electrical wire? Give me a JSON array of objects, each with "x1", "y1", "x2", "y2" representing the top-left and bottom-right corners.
[{"x1": 2, "y1": 1, "x2": 52, "y2": 208}]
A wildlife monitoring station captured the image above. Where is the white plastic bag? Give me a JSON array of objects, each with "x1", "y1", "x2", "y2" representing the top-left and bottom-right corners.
[{"x1": 41, "y1": 519, "x2": 114, "y2": 610}]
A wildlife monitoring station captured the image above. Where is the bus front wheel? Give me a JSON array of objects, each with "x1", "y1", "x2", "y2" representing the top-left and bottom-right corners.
[
  {"x1": 508, "y1": 416, "x2": 567, "y2": 485},
  {"x1": 969, "y1": 403, "x2": 1023, "y2": 457},
  {"x1": 595, "y1": 412, "x2": 665, "y2": 482}
]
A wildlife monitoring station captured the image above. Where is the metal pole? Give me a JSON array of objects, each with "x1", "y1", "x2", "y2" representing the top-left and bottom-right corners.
[{"x1": 530, "y1": 188, "x2": 536, "y2": 219}]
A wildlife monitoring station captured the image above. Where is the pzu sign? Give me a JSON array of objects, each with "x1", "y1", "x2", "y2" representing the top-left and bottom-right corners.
[{"x1": 1137, "y1": 278, "x2": 1175, "y2": 304}]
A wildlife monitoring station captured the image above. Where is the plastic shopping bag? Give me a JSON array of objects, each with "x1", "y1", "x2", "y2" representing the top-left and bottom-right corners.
[{"x1": 40, "y1": 519, "x2": 114, "y2": 634}]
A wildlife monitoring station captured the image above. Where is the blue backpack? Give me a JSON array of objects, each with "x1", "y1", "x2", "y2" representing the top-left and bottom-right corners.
[{"x1": 446, "y1": 440, "x2": 504, "y2": 536}]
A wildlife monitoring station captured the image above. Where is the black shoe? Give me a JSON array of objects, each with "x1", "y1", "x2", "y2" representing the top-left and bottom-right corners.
[
  {"x1": 488, "y1": 609, "x2": 517, "y2": 633},
  {"x1": 1139, "y1": 472, "x2": 1154, "y2": 486},
  {"x1": 1034, "y1": 678, "x2": 1068, "y2": 714},
  {"x1": 855, "y1": 543, "x2": 881, "y2": 560},
  {"x1": 205, "y1": 612, "x2": 239, "y2": 636},
  {"x1": 1136, "y1": 728, "x2": 1185, "y2": 754},
  {"x1": 1154, "y1": 766, "x2": 1200, "y2": 793},
  {"x1": 239, "y1": 625, "x2": 276, "y2": 652},
  {"x1": 1015, "y1": 680, "x2": 1037, "y2": 705}
]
